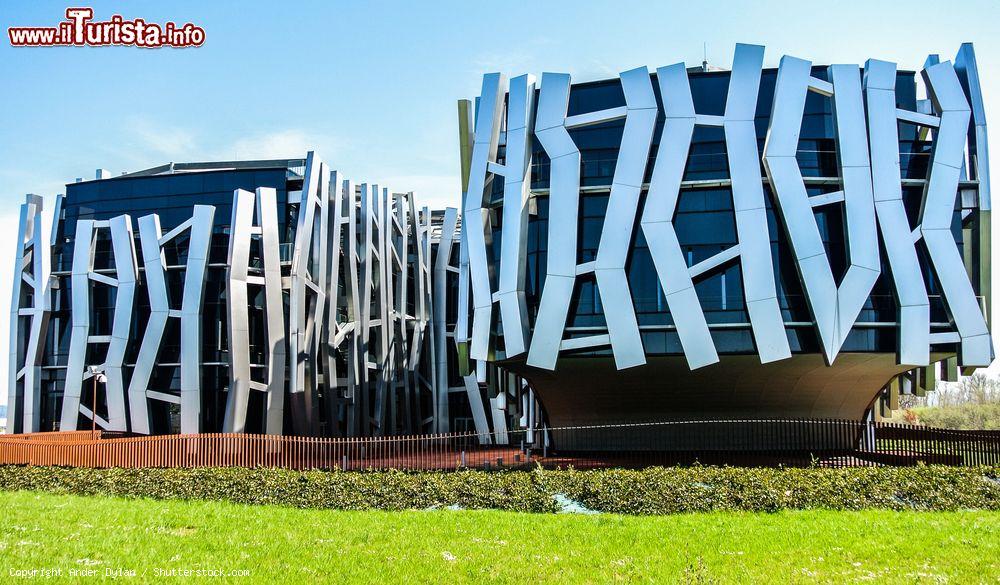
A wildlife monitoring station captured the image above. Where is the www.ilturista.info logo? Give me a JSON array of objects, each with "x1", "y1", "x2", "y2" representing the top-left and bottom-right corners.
[{"x1": 8, "y1": 7, "x2": 205, "y2": 48}]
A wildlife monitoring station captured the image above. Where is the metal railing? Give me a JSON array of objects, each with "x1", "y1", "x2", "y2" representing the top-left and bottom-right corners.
[
  {"x1": 0, "y1": 431, "x2": 516, "y2": 471},
  {"x1": 539, "y1": 420, "x2": 1000, "y2": 468},
  {"x1": 0, "y1": 420, "x2": 997, "y2": 471}
]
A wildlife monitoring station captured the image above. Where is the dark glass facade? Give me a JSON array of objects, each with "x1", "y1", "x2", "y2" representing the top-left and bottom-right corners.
[
  {"x1": 40, "y1": 166, "x2": 302, "y2": 433},
  {"x1": 489, "y1": 67, "x2": 961, "y2": 359}
]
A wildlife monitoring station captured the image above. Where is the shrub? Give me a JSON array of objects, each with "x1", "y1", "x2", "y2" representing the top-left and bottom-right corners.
[
  {"x1": 0, "y1": 466, "x2": 557, "y2": 513},
  {"x1": 911, "y1": 404, "x2": 1000, "y2": 430},
  {"x1": 538, "y1": 466, "x2": 1000, "y2": 514},
  {"x1": 0, "y1": 465, "x2": 997, "y2": 515}
]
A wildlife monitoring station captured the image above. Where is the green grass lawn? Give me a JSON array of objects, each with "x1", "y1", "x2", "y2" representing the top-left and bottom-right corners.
[{"x1": 0, "y1": 491, "x2": 997, "y2": 583}]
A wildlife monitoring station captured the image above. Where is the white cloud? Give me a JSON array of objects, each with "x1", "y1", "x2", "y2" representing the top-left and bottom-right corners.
[
  {"x1": 127, "y1": 117, "x2": 198, "y2": 159},
  {"x1": 472, "y1": 48, "x2": 540, "y2": 77},
  {"x1": 224, "y1": 129, "x2": 344, "y2": 162},
  {"x1": 0, "y1": 169, "x2": 67, "y2": 205},
  {"x1": 469, "y1": 39, "x2": 628, "y2": 86},
  {"x1": 112, "y1": 119, "x2": 344, "y2": 171}
]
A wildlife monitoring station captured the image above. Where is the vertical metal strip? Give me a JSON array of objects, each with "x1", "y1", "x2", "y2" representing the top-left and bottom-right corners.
[
  {"x1": 497, "y1": 74, "x2": 537, "y2": 358},
  {"x1": 864, "y1": 59, "x2": 931, "y2": 366},
  {"x1": 464, "y1": 74, "x2": 505, "y2": 361},
  {"x1": 921, "y1": 62, "x2": 992, "y2": 366}
]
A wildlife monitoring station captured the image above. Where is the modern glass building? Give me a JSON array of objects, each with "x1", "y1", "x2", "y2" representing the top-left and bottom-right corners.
[
  {"x1": 6, "y1": 43, "x2": 994, "y2": 449},
  {"x1": 459, "y1": 43, "x2": 993, "y2": 434},
  {"x1": 43, "y1": 161, "x2": 303, "y2": 435},
  {"x1": 7, "y1": 157, "x2": 528, "y2": 440}
]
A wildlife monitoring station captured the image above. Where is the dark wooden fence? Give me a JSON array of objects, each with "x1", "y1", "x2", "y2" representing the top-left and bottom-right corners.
[
  {"x1": 0, "y1": 419, "x2": 997, "y2": 471},
  {"x1": 541, "y1": 420, "x2": 1000, "y2": 468}
]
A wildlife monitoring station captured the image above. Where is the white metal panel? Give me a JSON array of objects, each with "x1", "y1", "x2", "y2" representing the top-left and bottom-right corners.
[{"x1": 465, "y1": 73, "x2": 505, "y2": 362}]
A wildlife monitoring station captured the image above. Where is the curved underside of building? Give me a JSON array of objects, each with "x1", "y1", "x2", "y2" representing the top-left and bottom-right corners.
[{"x1": 507, "y1": 353, "x2": 952, "y2": 427}]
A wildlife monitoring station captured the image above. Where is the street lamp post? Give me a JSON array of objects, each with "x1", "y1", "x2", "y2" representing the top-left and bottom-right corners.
[{"x1": 86, "y1": 366, "x2": 107, "y2": 439}]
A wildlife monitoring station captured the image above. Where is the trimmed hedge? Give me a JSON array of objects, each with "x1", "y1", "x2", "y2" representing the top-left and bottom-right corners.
[
  {"x1": 542, "y1": 466, "x2": 1000, "y2": 514},
  {"x1": 0, "y1": 465, "x2": 998, "y2": 514},
  {"x1": 0, "y1": 466, "x2": 556, "y2": 513}
]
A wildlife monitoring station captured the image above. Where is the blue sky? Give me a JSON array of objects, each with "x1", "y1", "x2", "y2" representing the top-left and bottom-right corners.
[
  {"x1": 2, "y1": 0, "x2": 1000, "y2": 396},
  {"x1": 4, "y1": 0, "x2": 1000, "y2": 211}
]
